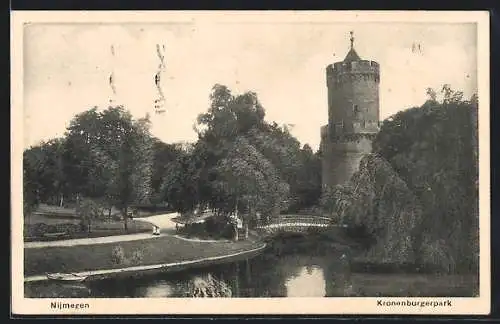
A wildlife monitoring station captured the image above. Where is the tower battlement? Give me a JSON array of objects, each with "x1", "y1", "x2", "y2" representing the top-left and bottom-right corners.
[
  {"x1": 330, "y1": 60, "x2": 380, "y2": 74},
  {"x1": 326, "y1": 61, "x2": 380, "y2": 88}
]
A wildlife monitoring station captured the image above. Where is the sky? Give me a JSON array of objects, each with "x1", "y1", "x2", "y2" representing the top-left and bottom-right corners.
[{"x1": 23, "y1": 20, "x2": 478, "y2": 150}]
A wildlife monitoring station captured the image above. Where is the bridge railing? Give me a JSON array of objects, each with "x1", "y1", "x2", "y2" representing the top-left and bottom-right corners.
[
  {"x1": 270, "y1": 216, "x2": 331, "y2": 224},
  {"x1": 255, "y1": 215, "x2": 332, "y2": 231},
  {"x1": 273, "y1": 215, "x2": 331, "y2": 221}
]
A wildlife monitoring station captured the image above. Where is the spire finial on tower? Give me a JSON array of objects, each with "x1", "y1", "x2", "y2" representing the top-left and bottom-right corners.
[{"x1": 349, "y1": 31, "x2": 354, "y2": 49}]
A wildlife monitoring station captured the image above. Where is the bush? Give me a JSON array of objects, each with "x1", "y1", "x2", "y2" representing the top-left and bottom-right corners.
[
  {"x1": 130, "y1": 249, "x2": 144, "y2": 265},
  {"x1": 25, "y1": 223, "x2": 49, "y2": 237},
  {"x1": 110, "y1": 245, "x2": 145, "y2": 266},
  {"x1": 76, "y1": 198, "x2": 105, "y2": 222},
  {"x1": 24, "y1": 222, "x2": 81, "y2": 238},
  {"x1": 111, "y1": 246, "x2": 127, "y2": 265},
  {"x1": 177, "y1": 218, "x2": 234, "y2": 240}
]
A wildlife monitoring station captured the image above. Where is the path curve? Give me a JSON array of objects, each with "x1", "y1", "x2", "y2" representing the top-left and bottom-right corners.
[{"x1": 134, "y1": 212, "x2": 180, "y2": 231}]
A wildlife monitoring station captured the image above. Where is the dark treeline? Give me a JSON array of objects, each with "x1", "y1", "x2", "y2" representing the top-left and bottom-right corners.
[
  {"x1": 23, "y1": 84, "x2": 322, "y2": 231},
  {"x1": 322, "y1": 85, "x2": 479, "y2": 274}
]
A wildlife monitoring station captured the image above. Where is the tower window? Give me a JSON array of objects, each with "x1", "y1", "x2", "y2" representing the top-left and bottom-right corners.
[{"x1": 353, "y1": 104, "x2": 360, "y2": 114}]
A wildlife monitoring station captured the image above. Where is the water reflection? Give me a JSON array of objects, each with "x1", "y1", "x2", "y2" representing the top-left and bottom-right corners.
[
  {"x1": 141, "y1": 281, "x2": 174, "y2": 297},
  {"x1": 285, "y1": 266, "x2": 325, "y2": 297},
  {"x1": 25, "y1": 236, "x2": 478, "y2": 298}
]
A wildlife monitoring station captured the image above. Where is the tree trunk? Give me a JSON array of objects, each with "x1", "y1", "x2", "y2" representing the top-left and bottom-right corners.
[{"x1": 123, "y1": 207, "x2": 129, "y2": 232}]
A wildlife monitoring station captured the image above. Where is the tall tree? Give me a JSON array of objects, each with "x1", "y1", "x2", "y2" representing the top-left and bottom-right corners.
[
  {"x1": 63, "y1": 107, "x2": 103, "y2": 200},
  {"x1": 213, "y1": 136, "x2": 290, "y2": 237},
  {"x1": 23, "y1": 150, "x2": 42, "y2": 222},
  {"x1": 151, "y1": 140, "x2": 185, "y2": 202},
  {"x1": 23, "y1": 138, "x2": 68, "y2": 206},
  {"x1": 194, "y1": 84, "x2": 294, "y2": 223},
  {"x1": 63, "y1": 106, "x2": 154, "y2": 231},
  {"x1": 160, "y1": 151, "x2": 201, "y2": 213}
]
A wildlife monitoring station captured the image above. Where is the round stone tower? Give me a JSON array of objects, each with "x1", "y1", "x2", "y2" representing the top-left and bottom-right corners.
[{"x1": 320, "y1": 32, "x2": 380, "y2": 191}]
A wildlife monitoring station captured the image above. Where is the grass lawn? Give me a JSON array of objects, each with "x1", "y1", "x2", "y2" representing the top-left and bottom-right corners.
[
  {"x1": 24, "y1": 213, "x2": 153, "y2": 242},
  {"x1": 24, "y1": 234, "x2": 265, "y2": 277},
  {"x1": 35, "y1": 204, "x2": 78, "y2": 215}
]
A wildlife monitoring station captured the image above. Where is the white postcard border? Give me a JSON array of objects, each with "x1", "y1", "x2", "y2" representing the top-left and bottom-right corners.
[{"x1": 11, "y1": 10, "x2": 491, "y2": 315}]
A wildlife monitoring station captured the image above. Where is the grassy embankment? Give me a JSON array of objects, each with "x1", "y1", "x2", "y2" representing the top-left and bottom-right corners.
[{"x1": 24, "y1": 233, "x2": 265, "y2": 277}]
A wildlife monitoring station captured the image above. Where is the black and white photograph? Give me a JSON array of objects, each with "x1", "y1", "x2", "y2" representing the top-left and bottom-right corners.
[{"x1": 11, "y1": 11, "x2": 490, "y2": 315}]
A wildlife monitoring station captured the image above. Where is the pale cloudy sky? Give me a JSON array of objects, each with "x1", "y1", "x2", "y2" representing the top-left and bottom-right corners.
[{"x1": 23, "y1": 20, "x2": 477, "y2": 150}]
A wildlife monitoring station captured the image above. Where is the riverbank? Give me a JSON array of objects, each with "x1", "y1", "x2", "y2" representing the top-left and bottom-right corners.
[{"x1": 24, "y1": 233, "x2": 266, "y2": 279}]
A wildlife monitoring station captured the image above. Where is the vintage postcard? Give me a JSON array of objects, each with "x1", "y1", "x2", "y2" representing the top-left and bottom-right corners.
[{"x1": 11, "y1": 10, "x2": 490, "y2": 315}]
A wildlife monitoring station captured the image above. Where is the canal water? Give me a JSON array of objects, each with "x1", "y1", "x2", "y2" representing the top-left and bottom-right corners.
[{"x1": 25, "y1": 235, "x2": 478, "y2": 298}]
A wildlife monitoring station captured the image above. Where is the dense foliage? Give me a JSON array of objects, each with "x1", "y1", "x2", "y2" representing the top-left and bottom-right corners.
[{"x1": 331, "y1": 86, "x2": 479, "y2": 273}]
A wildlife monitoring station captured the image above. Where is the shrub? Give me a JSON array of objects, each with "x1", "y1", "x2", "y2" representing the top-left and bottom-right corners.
[
  {"x1": 77, "y1": 198, "x2": 105, "y2": 222},
  {"x1": 111, "y1": 246, "x2": 127, "y2": 265},
  {"x1": 26, "y1": 223, "x2": 48, "y2": 237},
  {"x1": 129, "y1": 249, "x2": 144, "y2": 265}
]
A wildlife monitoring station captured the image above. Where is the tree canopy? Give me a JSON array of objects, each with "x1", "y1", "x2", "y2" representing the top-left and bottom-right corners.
[
  {"x1": 23, "y1": 105, "x2": 155, "y2": 231},
  {"x1": 189, "y1": 84, "x2": 321, "y2": 221},
  {"x1": 23, "y1": 85, "x2": 322, "y2": 230}
]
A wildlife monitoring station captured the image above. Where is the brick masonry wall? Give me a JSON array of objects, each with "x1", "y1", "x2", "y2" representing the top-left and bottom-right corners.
[{"x1": 321, "y1": 135, "x2": 374, "y2": 189}]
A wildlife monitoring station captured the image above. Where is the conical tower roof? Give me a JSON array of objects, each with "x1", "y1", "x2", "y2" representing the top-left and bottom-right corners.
[
  {"x1": 343, "y1": 48, "x2": 361, "y2": 62},
  {"x1": 343, "y1": 31, "x2": 361, "y2": 62}
]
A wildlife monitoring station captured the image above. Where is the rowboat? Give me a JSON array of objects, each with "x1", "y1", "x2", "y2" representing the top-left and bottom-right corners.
[{"x1": 46, "y1": 272, "x2": 88, "y2": 282}]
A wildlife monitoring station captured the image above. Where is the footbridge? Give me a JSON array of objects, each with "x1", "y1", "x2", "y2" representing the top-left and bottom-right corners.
[{"x1": 255, "y1": 215, "x2": 333, "y2": 236}]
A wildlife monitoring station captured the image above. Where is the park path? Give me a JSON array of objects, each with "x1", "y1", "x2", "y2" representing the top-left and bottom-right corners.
[
  {"x1": 135, "y1": 212, "x2": 179, "y2": 231},
  {"x1": 24, "y1": 212, "x2": 180, "y2": 249}
]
